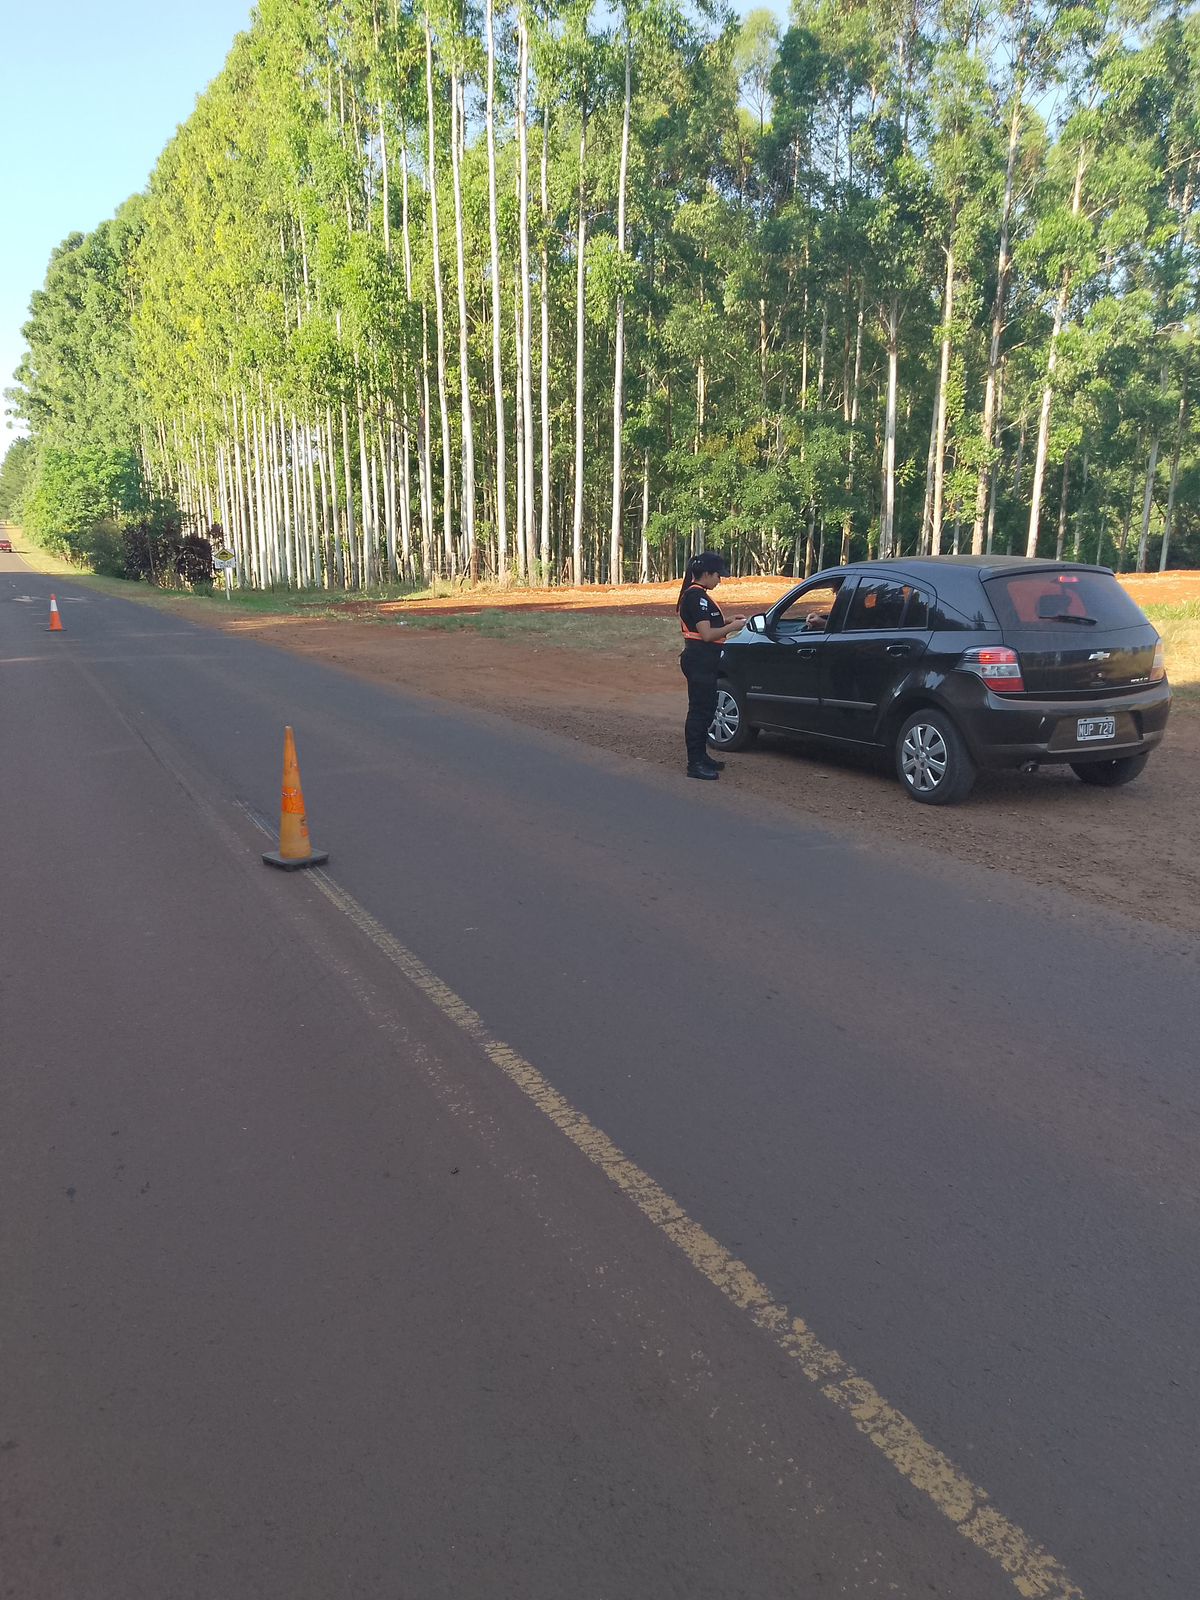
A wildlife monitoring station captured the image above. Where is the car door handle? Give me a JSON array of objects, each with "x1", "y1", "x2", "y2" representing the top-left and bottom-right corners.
[
  {"x1": 794, "y1": 646, "x2": 817, "y2": 658},
  {"x1": 886, "y1": 643, "x2": 914, "y2": 656}
]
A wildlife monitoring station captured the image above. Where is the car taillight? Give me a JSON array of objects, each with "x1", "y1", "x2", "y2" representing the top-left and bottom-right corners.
[
  {"x1": 1151, "y1": 640, "x2": 1166, "y2": 683},
  {"x1": 960, "y1": 646, "x2": 1025, "y2": 693}
]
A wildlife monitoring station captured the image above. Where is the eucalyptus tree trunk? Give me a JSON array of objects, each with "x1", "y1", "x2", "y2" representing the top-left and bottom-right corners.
[
  {"x1": 379, "y1": 418, "x2": 397, "y2": 579},
  {"x1": 985, "y1": 359, "x2": 1004, "y2": 553},
  {"x1": 1136, "y1": 431, "x2": 1161, "y2": 572},
  {"x1": 1160, "y1": 377, "x2": 1188, "y2": 571},
  {"x1": 930, "y1": 239, "x2": 955, "y2": 555},
  {"x1": 270, "y1": 403, "x2": 287, "y2": 581},
  {"x1": 289, "y1": 413, "x2": 307, "y2": 585},
  {"x1": 514, "y1": 272, "x2": 526, "y2": 577},
  {"x1": 228, "y1": 394, "x2": 249, "y2": 585},
  {"x1": 290, "y1": 411, "x2": 306, "y2": 585},
  {"x1": 198, "y1": 414, "x2": 214, "y2": 530},
  {"x1": 539, "y1": 105, "x2": 552, "y2": 576},
  {"x1": 325, "y1": 405, "x2": 343, "y2": 586},
  {"x1": 341, "y1": 400, "x2": 358, "y2": 587},
  {"x1": 449, "y1": 67, "x2": 478, "y2": 578},
  {"x1": 399, "y1": 129, "x2": 420, "y2": 581},
  {"x1": 393, "y1": 406, "x2": 412, "y2": 579},
  {"x1": 277, "y1": 404, "x2": 295, "y2": 586},
  {"x1": 800, "y1": 269, "x2": 809, "y2": 410},
  {"x1": 268, "y1": 404, "x2": 285, "y2": 582},
  {"x1": 1027, "y1": 144, "x2": 1087, "y2": 557},
  {"x1": 373, "y1": 6, "x2": 391, "y2": 262},
  {"x1": 484, "y1": 0, "x2": 508, "y2": 575},
  {"x1": 216, "y1": 443, "x2": 231, "y2": 554},
  {"x1": 1116, "y1": 452, "x2": 1140, "y2": 570},
  {"x1": 839, "y1": 277, "x2": 865, "y2": 564},
  {"x1": 972, "y1": 33, "x2": 1026, "y2": 553},
  {"x1": 609, "y1": 23, "x2": 632, "y2": 586},
  {"x1": 239, "y1": 396, "x2": 258, "y2": 585},
  {"x1": 919, "y1": 364, "x2": 939, "y2": 554},
  {"x1": 571, "y1": 91, "x2": 589, "y2": 585},
  {"x1": 1055, "y1": 455, "x2": 1071, "y2": 561},
  {"x1": 249, "y1": 404, "x2": 267, "y2": 584},
  {"x1": 425, "y1": 12, "x2": 455, "y2": 575},
  {"x1": 419, "y1": 307, "x2": 436, "y2": 580},
  {"x1": 879, "y1": 295, "x2": 899, "y2": 560},
  {"x1": 315, "y1": 416, "x2": 332, "y2": 588},
  {"x1": 303, "y1": 416, "x2": 322, "y2": 587},
  {"x1": 516, "y1": 15, "x2": 536, "y2": 578},
  {"x1": 640, "y1": 448, "x2": 650, "y2": 582},
  {"x1": 356, "y1": 379, "x2": 375, "y2": 585}
]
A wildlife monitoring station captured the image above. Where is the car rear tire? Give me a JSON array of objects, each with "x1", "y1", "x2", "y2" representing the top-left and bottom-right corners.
[
  {"x1": 1070, "y1": 753, "x2": 1149, "y2": 787},
  {"x1": 709, "y1": 682, "x2": 757, "y2": 753},
  {"x1": 895, "y1": 709, "x2": 976, "y2": 805}
]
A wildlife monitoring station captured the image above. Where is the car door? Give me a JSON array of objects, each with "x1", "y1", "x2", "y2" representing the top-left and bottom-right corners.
[
  {"x1": 744, "y1": 577, "x2": 850, "y2": 734},
  {"x1": 820, "y1": 576, "x2": 933, "y2": 744}
]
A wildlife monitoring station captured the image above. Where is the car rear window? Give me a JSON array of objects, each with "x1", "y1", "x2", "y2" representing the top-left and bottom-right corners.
[{"x1": 984, "y1": 571, "x2": 1147, "y2": 631}]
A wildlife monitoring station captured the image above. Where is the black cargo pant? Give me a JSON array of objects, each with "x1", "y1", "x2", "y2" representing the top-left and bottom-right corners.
[{"x1": 680, "y1": 646, "x2": 720, "y2": 767}]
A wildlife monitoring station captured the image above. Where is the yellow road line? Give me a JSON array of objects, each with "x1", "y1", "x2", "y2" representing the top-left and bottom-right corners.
[{"x1": 307, "y1": 865, "x2": 1083, "y2": 1600}]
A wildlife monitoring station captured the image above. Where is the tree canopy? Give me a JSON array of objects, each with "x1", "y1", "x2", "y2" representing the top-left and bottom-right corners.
[{"x1": 6, "y1": 0, "x2": 1199, "y2": 585}]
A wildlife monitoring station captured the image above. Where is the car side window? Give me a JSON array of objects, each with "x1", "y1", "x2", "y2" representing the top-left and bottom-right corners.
[
  {"x1": 774, "y1": 580, "x2": 844, "y2": 638},
  {"x1": 844, "y1": 579, "x2": 910, "y2": 631},
  {"x1": 901, "y1": 587, "x2": 933, "y2": 629}
]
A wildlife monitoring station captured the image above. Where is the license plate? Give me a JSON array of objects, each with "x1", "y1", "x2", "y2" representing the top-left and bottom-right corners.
[{"x1": 1077, "y1": 716, "x2": 1116, "y2": 742}]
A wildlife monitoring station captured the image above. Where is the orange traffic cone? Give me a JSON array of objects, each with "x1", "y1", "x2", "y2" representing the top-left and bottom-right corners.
[
  {"x1": 47, "y1": 594, "x2": 64, "y2": 632},
  {"x1": 262, "y1": 726, "x2": 329, "y2": 871}
]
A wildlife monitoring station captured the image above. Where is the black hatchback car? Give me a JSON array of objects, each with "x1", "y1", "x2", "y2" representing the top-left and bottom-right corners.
[{"x1": 709, "y1": 556, "x2": 1170, "y2": 804}]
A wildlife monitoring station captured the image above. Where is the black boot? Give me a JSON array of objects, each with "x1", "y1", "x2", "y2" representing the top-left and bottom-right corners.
[{"x1": 687, "y1": 762, "x2": 720, "y2": 780}]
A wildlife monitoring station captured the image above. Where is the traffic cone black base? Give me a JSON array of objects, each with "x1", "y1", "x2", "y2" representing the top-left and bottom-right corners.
[{"x1": 262, "y1": 848, "x2": 329, "y2": 872}]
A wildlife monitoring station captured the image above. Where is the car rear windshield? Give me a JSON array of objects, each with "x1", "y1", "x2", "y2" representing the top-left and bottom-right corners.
[{"x1": 983, "y1": 570, "x2": 1148, "y2": 631}]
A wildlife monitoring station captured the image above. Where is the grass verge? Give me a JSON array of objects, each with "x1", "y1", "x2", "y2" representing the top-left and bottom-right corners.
[
  {"x1": 406, "y1": 609, "x2": 676, "y2": 652},
  {"x1": 1144, "y1": 606, "x2": 1200, "y2": 702}
]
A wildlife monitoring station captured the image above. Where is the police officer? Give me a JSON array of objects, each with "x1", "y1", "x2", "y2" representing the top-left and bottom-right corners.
[{"x1": 676, "y1": 551, "x2": 746, "y2": 779}]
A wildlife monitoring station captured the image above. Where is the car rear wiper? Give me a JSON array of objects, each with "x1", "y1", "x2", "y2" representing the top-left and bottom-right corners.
[{"x1": 1043, "y1": 613, "x2": 1097, "y2": 624}]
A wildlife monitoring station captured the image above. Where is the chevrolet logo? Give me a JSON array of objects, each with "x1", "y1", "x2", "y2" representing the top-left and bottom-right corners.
[{"x1": 1088, "y1": 651, "x2": 1111, "y2": 661}]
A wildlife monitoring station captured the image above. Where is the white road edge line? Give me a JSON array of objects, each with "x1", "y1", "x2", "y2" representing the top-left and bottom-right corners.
[{"x1": 239, "y1": 801, "x2": 1083, "y2": 1600}]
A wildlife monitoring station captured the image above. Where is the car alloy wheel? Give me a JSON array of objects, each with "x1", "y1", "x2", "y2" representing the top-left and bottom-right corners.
[
  {"x1": 895, "y1": 708, "x2": 976, "y2": 805},
  {"x1": 707, "y1": 684, "x2": 758, "y2": 752},
  {"x1": 709, "y1": 687, "x2": 741, "y2": 747},
  {"x1": 900, "y1": 721, "x2": 948, "y2": 795}
]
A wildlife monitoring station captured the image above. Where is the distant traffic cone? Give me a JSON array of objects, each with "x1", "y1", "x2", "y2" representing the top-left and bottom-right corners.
[
  {"x1": 262, "y1": 725, "x2": 329, "y2": 871},
  {"x1": 46, "y1": 594, "x2": 64, "y2": 633}
]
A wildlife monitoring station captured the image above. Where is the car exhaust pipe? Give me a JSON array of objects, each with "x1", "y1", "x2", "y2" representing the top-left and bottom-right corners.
[{"x1": 1020, "y1": 760, "x2": 1039, "y2": 774}]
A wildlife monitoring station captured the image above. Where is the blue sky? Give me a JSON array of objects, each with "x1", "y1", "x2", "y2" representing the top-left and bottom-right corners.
[{"x1": 0, "y1": 0, "x2": 255, "y2": 461}]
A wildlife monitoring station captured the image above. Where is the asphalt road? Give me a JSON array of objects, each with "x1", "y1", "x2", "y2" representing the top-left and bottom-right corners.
[{"x1": 3, "y1": 557, "x2": 1197, "y2": 1600}]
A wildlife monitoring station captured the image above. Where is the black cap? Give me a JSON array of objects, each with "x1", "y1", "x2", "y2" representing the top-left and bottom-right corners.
[{"x1": 693, "y1": 550, "x2": 730, "y2": 577}]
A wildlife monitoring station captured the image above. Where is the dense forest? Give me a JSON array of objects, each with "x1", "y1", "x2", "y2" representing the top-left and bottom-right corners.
[{"x1": 3, "y1": 0, "x2": 1199, "y2": 587}]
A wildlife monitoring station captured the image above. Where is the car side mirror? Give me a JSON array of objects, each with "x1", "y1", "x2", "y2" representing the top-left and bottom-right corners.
[{"x1": 748, "y1": 613, "x2": 768, "y2": 634}]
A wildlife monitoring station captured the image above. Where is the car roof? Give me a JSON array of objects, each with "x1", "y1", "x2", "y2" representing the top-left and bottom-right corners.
[{"x1": 804, "y1": 555, "x2": 1116, "y2": 586}]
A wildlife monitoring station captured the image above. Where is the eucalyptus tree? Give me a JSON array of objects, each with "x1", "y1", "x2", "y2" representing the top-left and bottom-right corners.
[
  {"x1": 924, "y1": 5, "x2": 996, "y2": 554},
  {"x1": 425, "y1": 6, "x2": 456, "y2": 573},
  {"x1": 483, "y1": 0, "x2": 510, "y2": 573},
  {"x1": 563, "y1": 0, "x2": 598, "y2": 583}
]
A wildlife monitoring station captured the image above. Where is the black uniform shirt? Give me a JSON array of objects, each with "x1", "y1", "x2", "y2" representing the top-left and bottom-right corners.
[{"x1": 679, "y1": 584, "x2": 725, "y2": 655}]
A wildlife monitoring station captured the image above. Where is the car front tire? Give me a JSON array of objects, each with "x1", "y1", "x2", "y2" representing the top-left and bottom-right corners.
[
  {"x1": 895, "y1": 709, "x2": 977, "y2": 805},
  {"x1": 1070, "y1": 753, "x2": 1149, "y2": 787},
  {"x1": 709, "y1": 682, "x2": 757, "y2": 753}
]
